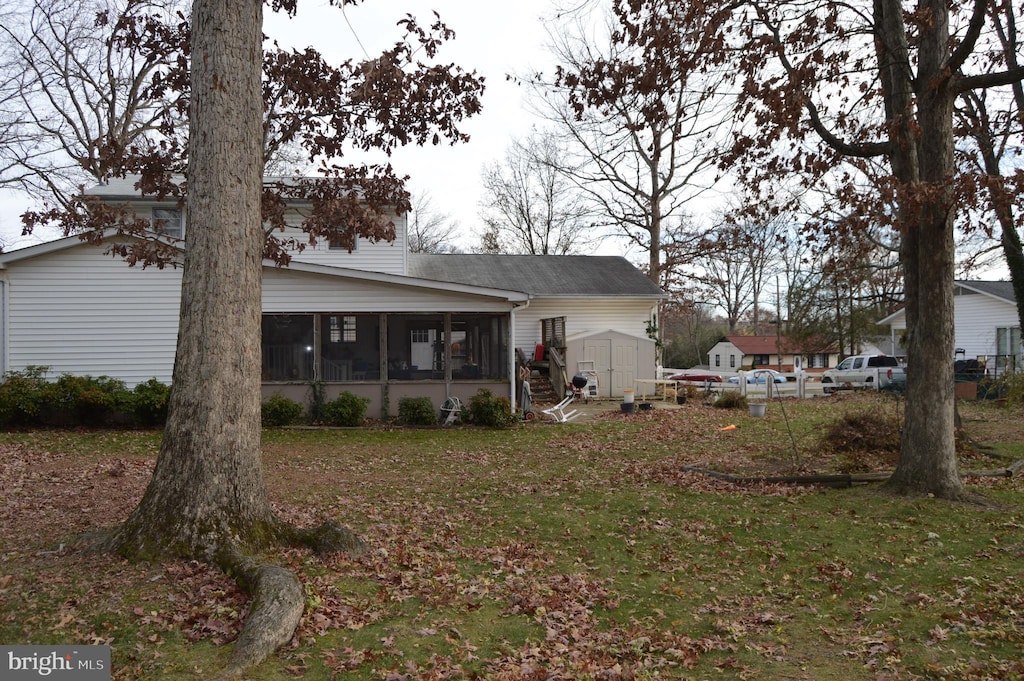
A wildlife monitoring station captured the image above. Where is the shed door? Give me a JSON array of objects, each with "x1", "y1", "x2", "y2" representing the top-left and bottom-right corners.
[
  {"x1": 611, "y1": 339, "x2": 637, "y2": 397},
  {"x1": 583, "y1": 338, "x2": 637, "y2": 398}
]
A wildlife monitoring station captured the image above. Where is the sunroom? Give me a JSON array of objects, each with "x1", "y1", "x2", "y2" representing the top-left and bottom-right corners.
[{"x1": 261, "y1": 311, "x2": 510, "y2": 383}]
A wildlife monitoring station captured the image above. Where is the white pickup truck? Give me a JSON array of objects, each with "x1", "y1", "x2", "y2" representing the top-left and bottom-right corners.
[{"x1": 821, "y1": 354, "x2": 905, "y2": 393}]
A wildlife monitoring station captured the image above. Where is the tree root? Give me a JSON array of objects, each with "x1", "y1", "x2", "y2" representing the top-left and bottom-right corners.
[
  {"x1": 214, "y1": 520, "x2": 366, "y2": 680},
  {"x1": 216, "y1": 545, "x2": 304, "y2": 680},
  {"x1": 85, "y1": 516, "x2": 366, "y2": 680},
  {"x1": 286, "y1": 519, "x2": 366, "y2": 556}
]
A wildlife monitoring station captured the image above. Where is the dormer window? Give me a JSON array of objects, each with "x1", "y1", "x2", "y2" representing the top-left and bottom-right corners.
[
  {"x1": 152, "y1": 208, "x2": 183, "y2": 238},
  {"x1": 328, "y1": 235, "x2": 357, "y2": 251}
]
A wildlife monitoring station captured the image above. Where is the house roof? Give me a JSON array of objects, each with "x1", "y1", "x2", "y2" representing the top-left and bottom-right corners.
[
  {"x1": 407, "y1": 254, "x2": 665, "y2": 298},
  {"x1": 721, "y1": 335, "x2": 836, "y2": 355},
  {"x1": 955, "y1": 280, "x2": 1016, "y2": 304}
]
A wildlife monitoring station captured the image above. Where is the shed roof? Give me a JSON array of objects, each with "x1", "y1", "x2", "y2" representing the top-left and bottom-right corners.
[{"x1": 407, "y1": 254, "x2": 665, "y2": 298}]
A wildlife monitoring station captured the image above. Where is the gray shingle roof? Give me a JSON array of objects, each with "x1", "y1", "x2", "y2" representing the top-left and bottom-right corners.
[
  {"x1": 956, "y1": 280, "x2": 1016, "y2": 303},
  {"x1": 407, "y1": 254, "x2": 664, "y2": 298}
]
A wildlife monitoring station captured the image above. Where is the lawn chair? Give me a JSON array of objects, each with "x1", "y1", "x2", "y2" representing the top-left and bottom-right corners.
[
  {"x1": 440, "y1": 396, "x2": 463, "y2": 425},
  {"x1": 541, "y1": 393, "x2": 580, "y2": 423}
]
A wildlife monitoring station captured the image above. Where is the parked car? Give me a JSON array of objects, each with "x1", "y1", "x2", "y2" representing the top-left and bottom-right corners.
[
  {"x1": 669, "y1": 371, "x2": 724, "y2": 383},
  {"x1": 727, "y1": 369, "x2": 787, "y2": 384}
]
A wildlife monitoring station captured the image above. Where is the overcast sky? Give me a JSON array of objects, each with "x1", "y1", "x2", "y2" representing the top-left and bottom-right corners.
[{"x1": 0, "y1": 0, "x2": 569, "y2": 252}]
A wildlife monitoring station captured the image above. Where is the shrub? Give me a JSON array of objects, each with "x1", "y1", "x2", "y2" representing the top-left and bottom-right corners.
[
  {"x1": 321, "y1": 391, "x2": 370, "y2": 427},
  {"x1": 398, "y1": 397, "x2": 436, "y2": 426},
  {"x1": 995, "y1": 372, "x2": 1024, "y2": 403},
  {"x1": 713, "y1": 391, "x2": 748, "y2": 410},
  {"x1": 262, "y1": 393, "x2": 304, "y2": 427},
  {"x1": 43, "y1": 374, "x2": 130, "y2": 427},
  {"x1": 0, "y1": 366, "x2": 50, "y2": 427},
  {"x1": 467, "y1": 389, "x2": 515, "y2": 428},
  {"x1": 133, "y1": 379, "x2": 171, "y2": 427}
]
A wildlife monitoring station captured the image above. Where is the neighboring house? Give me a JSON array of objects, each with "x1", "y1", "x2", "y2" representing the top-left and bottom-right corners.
[
  {"x1": 0, "y1": 179, "x2": 664, "y2": 415},
  {"x1": 878, "y1": 280, "x2": 1021, "y2": 375},
  {"x1": 706, "y1": 335, "x2": 840, "y2": 373}
]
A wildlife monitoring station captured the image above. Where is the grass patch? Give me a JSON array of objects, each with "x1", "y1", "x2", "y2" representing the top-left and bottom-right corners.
[{"x1": 1, "y1": 394, "x2": 1022, "y2": 679}]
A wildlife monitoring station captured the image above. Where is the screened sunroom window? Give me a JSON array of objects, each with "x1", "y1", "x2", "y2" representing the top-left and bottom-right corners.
[{"x1": 261, "y1": 314, "x2": 314, "y2": 381}]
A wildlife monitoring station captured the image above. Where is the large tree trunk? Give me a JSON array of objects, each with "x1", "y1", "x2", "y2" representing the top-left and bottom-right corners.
[
  {"x1": 108, "y1": 0, "x2": 271, "y2": 559},
  {"x1": 97, "y1": 0, "x2": 362, "y2": 674},
  {"x1": 877, "y1": 0, "x2": 964, "y2": 498}
]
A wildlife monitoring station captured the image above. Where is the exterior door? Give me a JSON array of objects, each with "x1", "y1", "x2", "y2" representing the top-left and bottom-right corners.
[
  {"x1": 583, "y1": 338, "x2": 638, "y2": 398},
  {"x1": 410, "y1": 329, "x2": 436, "y2": 370},
  {"x1": 611, "y1": 339, "x2": 637, "y2": 397}
]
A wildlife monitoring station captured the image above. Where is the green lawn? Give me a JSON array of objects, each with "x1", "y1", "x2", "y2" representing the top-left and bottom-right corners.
[{"x1": 1, "y1": 393, "x2": 1022, "y2": 680}]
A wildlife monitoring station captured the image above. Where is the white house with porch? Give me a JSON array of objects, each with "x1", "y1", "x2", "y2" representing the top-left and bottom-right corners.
[
  {"x1": 0, "y1": 178, "x2": 664, "y2": 416},
  {"x1": 878, "y1": 280, "x2": 1021, "y2": 376}
]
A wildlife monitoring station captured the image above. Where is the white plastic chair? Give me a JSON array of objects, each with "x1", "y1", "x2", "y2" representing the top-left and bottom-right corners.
[
  {"x1": 440, "y1": 396, "x2": 463, "y2": 425},
  {"x1": 541, "y1": 394, "x2": 580, "y2": 423}
]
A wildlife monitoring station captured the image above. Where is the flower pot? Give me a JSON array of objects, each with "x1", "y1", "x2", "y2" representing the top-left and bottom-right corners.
[
  {"x1": 749, "y1": 403, "x2": 766, "y2": 417},
  {"x1": 620, "y1": 402, "x2": 635, "y2": 414}
]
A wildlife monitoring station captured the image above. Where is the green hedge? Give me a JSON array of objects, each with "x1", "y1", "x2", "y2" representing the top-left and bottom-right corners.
[
  {"x1": 398, "y1": 397, "x2": 436, "y2": 425},
  {"x1": 321, "y1": 391, "x2": 370, "y2": 427},
  {"x1": 0, "y1": 367, "x2": 170, "y2": 429}
]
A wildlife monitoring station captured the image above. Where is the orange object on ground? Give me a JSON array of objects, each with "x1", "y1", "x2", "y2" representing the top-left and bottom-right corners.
[{"x1": 718, "y1": 424, "x2": 737, "y2": 431}]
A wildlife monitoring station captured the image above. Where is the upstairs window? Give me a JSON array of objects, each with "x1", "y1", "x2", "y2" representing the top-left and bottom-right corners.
[
  {"x1": 152, "y1": 208, "x2": 183, "y2": 238},
  {"x1": 328, "y1": 232, "x2": 357, "y2": 251}
]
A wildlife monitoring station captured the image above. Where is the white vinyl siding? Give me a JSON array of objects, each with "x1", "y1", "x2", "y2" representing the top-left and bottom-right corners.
[
  {"x1": 262, "y1": 268, "x2": 512, "y2": 313},
  {"x1": 951, "y1": 290, "x2": 1020, "y2": 361},
  {"x1": 886, "y1": 288, "x2": 1020, "y2": 362},
  {"x1": 513, "y1": 299, "x2": 658, "y2": 352},
  {"x1": 3, "y1": 244, "x2": 182, "y2": 386},
  {"x1": 275, "y1": 211, "x2": 408, "y2": 275}
]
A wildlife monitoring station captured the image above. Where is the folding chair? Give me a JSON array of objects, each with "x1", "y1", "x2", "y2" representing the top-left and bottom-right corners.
[{"x1": 541, "y1": 394, "x2": 580, "y2": 423}]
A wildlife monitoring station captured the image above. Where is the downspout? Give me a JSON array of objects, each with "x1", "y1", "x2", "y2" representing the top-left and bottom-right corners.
[
  {"x1": 510, "y1": 298, "x2": 531, "y2": 413},
  {"x1": 0, "y1": 277, "x2": 6, "y2": 376}
]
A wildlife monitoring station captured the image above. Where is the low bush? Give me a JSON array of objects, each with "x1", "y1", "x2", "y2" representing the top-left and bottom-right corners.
[
  {"x1": 262, "y1": 393, "x2": 305, "y2": 427},
  {"x1": 398, "y1": 397, "x2": 436, "y2": 426},
  {"x1": 467, "y1": 389, "x2": 515, "y2": 428},
  {"x1": 0, "y1": 369, "x2": 171, "y2": 429},
  {"x1": 44, "y1": 374, "x2": 130, "y2": 427},
  {"x1": 133, "y1": 379, "x2": 171, "y2": 427},
  {"x1": 321, "y1": 391, "x2": 370, "y2": 427},
  {"x1": 0, "y1": 366, "x2": 51, "y2": 427},
  {"x1": 713, "y1": 391, "x2": 748, "y2": 410}
]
